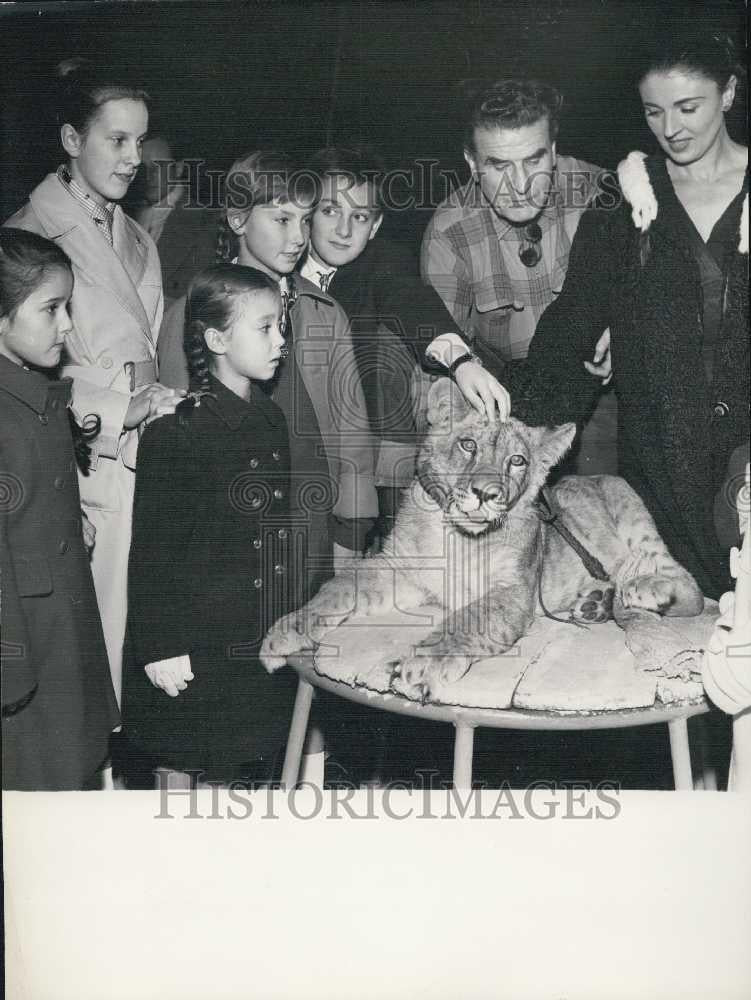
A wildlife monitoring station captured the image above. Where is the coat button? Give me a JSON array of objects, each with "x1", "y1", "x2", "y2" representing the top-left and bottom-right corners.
[
  {"x1": 273, "y1": 488, "x2": 283, "y2": 500},
  {"x1": 272, "y1": 451, "x2": 281, "y2": 461},
  {"x1": 713, "y1": 402, "x2": 729, "y2": 418},
  {"x1": 274, "y1": 564, "x2": 285, "y2": 575},
  {"x1": 252, "y1": 539, "x2": 262, "y2": 549},
  {"x1": 250, "y1": 458, "x2": 259, "y2": 469},
  {"x1": 277, "y1": 528, "x2": 288, "y2": 540},
  {"x1": 58, "y1": 539, "x2": 69, "y2": 555},
  {"x1": 38, "y1": 413, "x2": 49, "y2": 425},
  {"x1": 101, "y1": 357, "x2": 113, "y2": 370},
  {"x1": 54, "y1": 476, "x2": 65, "y2": 490},
  {"x1": 253, "y1": 578, "x2": 263, "y2": 589}
]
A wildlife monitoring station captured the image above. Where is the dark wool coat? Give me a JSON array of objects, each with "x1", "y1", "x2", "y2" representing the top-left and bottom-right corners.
[
  {"x1": 512, "y1": 157, "x2": 749, "y2": 600},
  {"x1": 0, "y1": 357, "x2": 119, "y2": 790},
  {"x1": 123, "y1": 376, "x2": 297, "y2": 774}
]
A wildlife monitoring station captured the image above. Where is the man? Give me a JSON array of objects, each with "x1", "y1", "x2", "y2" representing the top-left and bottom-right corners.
[
  {"x1": 300, "y1": 146, "x2": 510, "y2": 528},
  {"x1": 421, "y1": 79, "x2": 616, "y2": 474},
  {"x1": 127, "y1": 134, "x2": 218, "y2": 307}
]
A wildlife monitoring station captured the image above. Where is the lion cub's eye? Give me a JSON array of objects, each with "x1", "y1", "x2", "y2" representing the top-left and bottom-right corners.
[
  {"x1": 458, "y1": 438, "x2": 477, "y2": 455},
  {"x1": 509, "y1": 454, "x2": 527, "y2": 466}
]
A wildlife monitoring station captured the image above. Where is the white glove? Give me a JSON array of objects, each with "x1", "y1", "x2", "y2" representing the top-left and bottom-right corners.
[{"x1": 145, "y1": 654, "x2": 194, "y2": 698}]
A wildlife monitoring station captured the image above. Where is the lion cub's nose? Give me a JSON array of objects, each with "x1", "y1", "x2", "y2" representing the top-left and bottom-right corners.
[{"x1": 470, "y1": 473, "x2": 505, "y2": 504}]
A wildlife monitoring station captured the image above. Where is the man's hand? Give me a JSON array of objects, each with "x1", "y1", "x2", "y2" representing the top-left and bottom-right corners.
[
  {"x1": 145, "y1": 654, "x2": 194, "y2": 697},
  {"x1": 583, "y1": 328, "x2": 612, "y2": 385},
  {"x1": 454, "y1": 360, "x2": 511, "y2": 420},
  {"x1": 124, "y1": 383, "x2": 185, "y2": 430}
]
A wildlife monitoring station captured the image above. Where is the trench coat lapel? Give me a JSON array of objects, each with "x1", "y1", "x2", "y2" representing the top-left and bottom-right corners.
[{"x1": 30, "y1": 174, "x2": 154, "y2": 341}]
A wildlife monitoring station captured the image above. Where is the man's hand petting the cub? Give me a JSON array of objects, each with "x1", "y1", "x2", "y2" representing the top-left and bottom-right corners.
[{"x1": 454, "y1": 359, "x2": 511, "y2": 420}]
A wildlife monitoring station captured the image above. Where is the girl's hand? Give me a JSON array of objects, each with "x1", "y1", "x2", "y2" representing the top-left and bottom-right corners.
[
  {"x1": 81, "y1": 510, "x2": 96, "y2": 551},
  {"x1": 583, "y1": 329, "x2": 613, "y2": 385},
  {"x1": 145, "y1": 654, "x2": 194, "y2": 697},
  {"x1": 454, "y1": 361, "x2": 511, "y2": 420},
  {"x1": 124, "y1": 383, "x2": 185, "y2": 430}
]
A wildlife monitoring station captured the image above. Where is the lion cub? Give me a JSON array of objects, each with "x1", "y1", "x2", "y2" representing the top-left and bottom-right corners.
[{"x1": 261, "y1": 379, "x2": 703, "y2": 701}]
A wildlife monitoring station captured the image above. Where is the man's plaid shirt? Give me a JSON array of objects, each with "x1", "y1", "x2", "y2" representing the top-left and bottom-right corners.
[{"x1": 420, "y1": 155, "x2": 607, "y2": 366}]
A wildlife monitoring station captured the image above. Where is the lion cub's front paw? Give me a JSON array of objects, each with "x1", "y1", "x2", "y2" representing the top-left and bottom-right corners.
[
  {"x1": 620, "y1": 574, "x2": 677, "y2": 614},
  {"x1": 570, "y1": 585, "x2": 614, "y2": 624},
  {"x1": 260, "y1": 612, "x2": 315, "y2": 673},
  {"x1": 391, "y1": 651, "x2": 473, "y2": 703}
]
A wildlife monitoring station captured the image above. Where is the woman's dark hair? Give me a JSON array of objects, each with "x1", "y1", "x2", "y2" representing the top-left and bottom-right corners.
[
  {"x1": 216, "y1": 149, "x2": 320, "y2": 262},
  {"x1": 308, "y1": 146, "x2": 387, "y2": 213},
  {"x1": 0, "y1": 227, "x2": 100, "y2": 472},
  {"x1": 182, "y1": 263, "x2": 280, "y2": 397},
  {"x1": 55, "y1": 57, "x2": 150, "y2": 134},
  {"x1": 635, "y1": 29, "x2": 744, "y2": 91}
]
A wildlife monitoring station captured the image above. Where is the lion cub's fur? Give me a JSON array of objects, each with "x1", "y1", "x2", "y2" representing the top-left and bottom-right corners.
[{"x1": 261, "y1": 379, "x2": 703, "y2": 700}]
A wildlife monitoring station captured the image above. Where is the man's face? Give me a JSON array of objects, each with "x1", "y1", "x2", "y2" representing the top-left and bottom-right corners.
[
  {"x1": 464, "y1": 118, "x2": 556, "y2": 224},
  {"x1": 310, "y1": 175, "x2": 382, "y2": 268}
]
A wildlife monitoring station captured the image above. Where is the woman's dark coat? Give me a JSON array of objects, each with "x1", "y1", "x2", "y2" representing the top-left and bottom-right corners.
[{"x1": 512, "y1": 157, "x2": 749, "y2": 600}]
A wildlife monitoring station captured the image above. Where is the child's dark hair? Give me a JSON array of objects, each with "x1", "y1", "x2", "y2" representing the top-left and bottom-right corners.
[
  {"x1": 55, "y1": 57, "x2": 150, "y2": 134},
  {"x1": 0, "y1": 227, "x2": 100, "y2": 472},
  {"x1": 0, "y1": 227, "x2": 71, "y2": 319},
  {"x1": 181, "y1": 263, "x2": 280, "y2": 401},
  {"x1": 308, "y1": 146, "x2": 387, "y2": 213},
  {"x1": 216, "y1": 150, "x2": 320, "y2": 262},
  {"x1": 635, "y1": 29, "x2": 744, "y2": 91}
]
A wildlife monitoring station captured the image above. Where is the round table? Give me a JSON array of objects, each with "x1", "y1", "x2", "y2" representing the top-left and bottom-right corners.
[{"x1": 283, "y1": 654, "x2": 710, "y2": 789}]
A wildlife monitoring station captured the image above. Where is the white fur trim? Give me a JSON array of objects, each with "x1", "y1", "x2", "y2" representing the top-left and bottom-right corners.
[
  {"x1": 739, "y1": 194, "x2": 748, "y2": 254},
  {"x1": 617, "y1": 151, "x2": 658, "y2": 233}
]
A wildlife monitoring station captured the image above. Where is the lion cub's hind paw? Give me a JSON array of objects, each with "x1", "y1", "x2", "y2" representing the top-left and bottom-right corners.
[
  {"x1": 620, "y1": 574, "x2": 676, "y2": 613},
  {"x1": 570, "y1": 585, "x2": 614, "y2": 624}
]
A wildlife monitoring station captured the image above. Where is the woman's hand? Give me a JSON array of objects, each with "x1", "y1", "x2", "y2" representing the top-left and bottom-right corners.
[
  {"x1": 454, "y1": 360, "x2": 511, "y2": 420},
  {"x1": 583, "y1": 328, "x2": 613, "y2": 385},
  {"x1": 124, "y1": 383, "x2": 185, "y2": 430},
  {"x1": 145, "y1": 654, "x2": 194, "y2": 698},
  {"x1": 81, "y1": 510, "x2": 96, "y2": 551}
]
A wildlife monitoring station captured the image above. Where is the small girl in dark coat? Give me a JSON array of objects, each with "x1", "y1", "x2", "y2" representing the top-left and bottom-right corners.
[
  {"x1": 124, "y1": 264, "x2": 297, "y2": 787},
  {"x1": 1, "y1": 228, "x2": 119, "y2": 790}
]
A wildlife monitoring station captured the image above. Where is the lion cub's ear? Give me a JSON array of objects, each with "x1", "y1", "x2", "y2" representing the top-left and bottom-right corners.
[
  {"x1": 535, "y1": 423, "x2": 577, "y2": 472},
  {"x1": 427, "y1": 377, "x2": 472, "y2": 428}
]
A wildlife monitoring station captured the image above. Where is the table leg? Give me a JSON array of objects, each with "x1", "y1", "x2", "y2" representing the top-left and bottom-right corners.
[
  {"x1": 668, "y1": 718, "x2": 693, "y2": 790},
  {"x1": 453, "y1": 723, "x2": 475, "y2": 789},
  {"x1": 281, "y1": 679, "x2": 314, "y2": 790}
]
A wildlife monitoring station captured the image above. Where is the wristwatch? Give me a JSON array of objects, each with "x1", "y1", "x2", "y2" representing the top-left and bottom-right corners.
[{"x1": 447, "y1": 352, "x2": 482, "y2": 378}]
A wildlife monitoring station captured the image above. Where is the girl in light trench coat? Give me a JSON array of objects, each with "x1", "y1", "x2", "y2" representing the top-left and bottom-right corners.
[{"x1": 5, "y1": 62, "x2": 183, "y2": 706}]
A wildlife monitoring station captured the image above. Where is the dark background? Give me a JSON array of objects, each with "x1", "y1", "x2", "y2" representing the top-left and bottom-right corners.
[{"x1": 1, "y1": 0, "x2": 747, "y2": 237}]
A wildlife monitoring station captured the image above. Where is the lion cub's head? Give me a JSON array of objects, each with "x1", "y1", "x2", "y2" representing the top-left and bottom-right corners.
[{"x1": 416, "y1": 379, "x2": 575, "y2": 536}]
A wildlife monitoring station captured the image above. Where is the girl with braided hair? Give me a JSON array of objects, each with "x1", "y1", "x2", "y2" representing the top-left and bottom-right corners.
[{"x1": 124, "y1": 264, "x2": 297, "y2": 787}]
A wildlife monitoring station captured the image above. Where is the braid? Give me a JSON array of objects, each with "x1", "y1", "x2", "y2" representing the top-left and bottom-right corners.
[
  {"x1": 215, "y1": 216, "x2": 237, "y2": 263},
  {"x1": 185, "y1": 316, "x2": 212, "y2": 394}
]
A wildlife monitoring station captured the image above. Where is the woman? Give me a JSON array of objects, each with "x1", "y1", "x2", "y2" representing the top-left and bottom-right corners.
[
  {"x1": 510, "y1": 29, "x2": 748, "y2": 601},
  {"x1": 4, "y1": 61, "x2": 183, "y2": 707}
]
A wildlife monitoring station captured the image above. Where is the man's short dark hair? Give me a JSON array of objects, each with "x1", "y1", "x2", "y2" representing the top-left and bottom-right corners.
[
  {"x1": 309, "y1": 146, "x2": 386, "y2": 213},
  {"x1": 464, "y1": 79, "x2": 564, "y2": 152}
]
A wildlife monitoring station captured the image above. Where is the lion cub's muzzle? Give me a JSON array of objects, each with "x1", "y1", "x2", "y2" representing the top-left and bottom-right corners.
[{"x1": 449, "y1": 467, "x2": 522, "y2": 532}]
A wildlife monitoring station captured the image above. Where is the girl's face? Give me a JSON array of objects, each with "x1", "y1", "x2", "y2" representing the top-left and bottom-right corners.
[
  {"x1": 233, "y1": 198, "x2": 314, "y2": 279},
  {"x1": 639, "y1": 69, "x2": 734, "y2": 166},
  {"x1": 0, "y1": 266, "x2": 74, "y2": 369},
  {"x1": 213, "y1": 288, "x2": 285, "y2": 389},
  {"x1": 63, "y1": 98, "x2": 149, "y2": 207}
]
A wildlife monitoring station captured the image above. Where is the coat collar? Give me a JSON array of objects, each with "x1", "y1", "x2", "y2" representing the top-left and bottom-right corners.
[
  {"x1": 28, "y1": 173, "x2": 154, "y2": 339},
  {"x1": 290, "y1": 270, "x2": 336, "y2": 308},
  {"x1": 202, "y1": 373, "x2": 285, "y2": 431},
  {"x1": 0, "y1": 355, "x2": 71, "y2": 414}
]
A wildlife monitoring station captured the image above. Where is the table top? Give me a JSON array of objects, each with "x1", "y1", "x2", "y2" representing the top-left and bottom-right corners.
[{"x1": 288, "y1": 655, "x2": 709, "y2": 732}]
